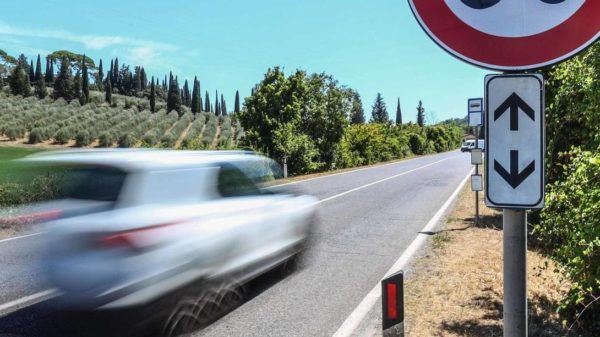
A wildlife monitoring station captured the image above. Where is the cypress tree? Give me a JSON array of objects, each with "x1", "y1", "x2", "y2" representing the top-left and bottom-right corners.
[
  {"x1": 44, "y1": 56, "x2": 51, "y2": 84},
  {"x1": 48, "y1": 58, "x2": 54, "y2": 83},
  {"x1": 53, "y1": 58, "x2": 73, "y2": 100},
  {"x1": 370, "y1": 93, "x2": 389, "y2": 123},
  {"x1": 140, "y1": 67, "x2": 147, "y2": 90},
  {"x1": 74, "y1": 70, "x2": 83, "y2": 104},
  {"x1": 29, "y1": 60, "x2": 35, "y2": 83},
  {"x1": 96, "y1": 59, "x2": 104, "y2": 91},
  {"x1": 214, "y1": 90, "x2": 220, "y2": 115},
  {"x1": 109, "y1": 59, "x2": 114, "y2": 86},
  {"x1": 167, "y1": 73, "x2": 182, "y2": 114},
  {"x1": 416, "y1": 100, "x2": 425, "y2": 127},
  {"x1": 183, "y1": 80, "x2": 191, "y2": 107},
  {"x1": 396, "y1": 98, "x2": 402, "y2": 125},
  {"x1": 234, "y1": 90, "x2": 240, "y2": 113},
  {"x1": 34, "y1": 54, "x2": 42, "y2": 83},
  {"x1": 191, "y1": 77, "x2": 200, "y2": 114},
  {"x1": 105, "y1": 76, "x2": 112, "y2": 104},
  {"x1": 112, "y1": 58, "x2": 119, "y2": 88},
  {"x1": 134, "y1": 66, "x2": 142, "y2": 93},
  {"x1": 221, "y1": 94, "x2": 227, "y2": 115},
  {"x1": 163, "y1": 75, "x2": 168, "y2": 92},
  {"x1": 81, "y1": 55, "x2": 89, "y2": 104},
  {"x1": 349, "y1": 90, "x2": 365, "y2": 124},
  {"x1": 205, "y1": 91, "x2": 210, "y2": 112},
  {"x1": 150, "y1": 76, "x2": 156, "y2": 113},
  {"x1": 35, "y1": 74, "x2": 47, "y2": 99}
]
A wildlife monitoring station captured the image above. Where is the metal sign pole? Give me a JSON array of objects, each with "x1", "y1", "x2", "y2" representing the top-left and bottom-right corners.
[
  {"x1": 503, "y1": 209, "x2": 528, "y2": 337},
  {"x1": 474, "y1": 126, "x2": 480, "y2": 225}
]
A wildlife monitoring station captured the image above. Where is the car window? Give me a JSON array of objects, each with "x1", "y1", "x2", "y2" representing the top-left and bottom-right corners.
[{"x1": 217, "y1": 163, "x2": 262, "y2": 198}]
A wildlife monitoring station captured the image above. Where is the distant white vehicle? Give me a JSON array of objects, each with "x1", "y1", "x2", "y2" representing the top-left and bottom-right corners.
[
  {"x1": 461, "y1": 139, "x2": 485, "y2": 152},
  {"x1": 21, "y1": 149, "x2": 317, "y2": 316}
]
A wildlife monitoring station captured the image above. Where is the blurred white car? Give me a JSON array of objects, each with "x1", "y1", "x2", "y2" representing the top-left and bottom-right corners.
[{"x1": 22, "y1": 149, "x2": 317, "y2": 311}]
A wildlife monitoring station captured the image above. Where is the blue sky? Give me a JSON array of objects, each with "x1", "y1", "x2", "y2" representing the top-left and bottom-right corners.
[{"x1": 0, "y1": 0, "x2": 489, "y2": 123}]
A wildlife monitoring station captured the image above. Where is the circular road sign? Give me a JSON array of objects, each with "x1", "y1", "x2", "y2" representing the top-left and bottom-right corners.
[{"x1": 408, "y1": 0, "x2": 600, "y2": 71}]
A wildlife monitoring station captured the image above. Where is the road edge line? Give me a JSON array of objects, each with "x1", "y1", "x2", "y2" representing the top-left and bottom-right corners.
[
  {"x1": 331, "y1": 167, "x2": 474, "y2": 337},
  {"x1": 0, "y1": 231, "x2": 45, "y2": 244},
  {"x1": 0, "y1": 289, "x2": 58, "y2": 314}
]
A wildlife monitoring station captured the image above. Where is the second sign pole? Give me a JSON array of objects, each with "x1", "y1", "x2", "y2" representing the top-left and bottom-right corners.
[{"x1": 503, "y1": 209, "x2": 528, "y2": 337}]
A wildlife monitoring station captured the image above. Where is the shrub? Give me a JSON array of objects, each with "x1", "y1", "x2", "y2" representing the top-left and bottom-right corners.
[
  {"x1": 28, "y1": 128, "x2": 45, "y2": 144},
  {"x1": 5, "y1": 126, "x2": 25, "y2": 140},
  {"x1": 53, "y1": 129, "x2": 71, "y2": 144},
  {"x1": 118, "y1": 132, "x2": 137, "y2": 148},
  {"x1": 408, "y1": 133, "x2": 427, "y2": 155},
  {"x1": 535, "y1": 149, "x2": 600, "y2": 333},
  {"x1": 75, "y1": 130, "x2": 91, "y2": 147},
  {"x1": 98, "y1": 132, "x2": 115, "y2": 147},
  {"x1": 160, "y1": 132, "x2": 176, "y2": 148}
]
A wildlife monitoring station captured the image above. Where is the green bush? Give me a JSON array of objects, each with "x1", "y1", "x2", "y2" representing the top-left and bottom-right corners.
[
  {"x1": 5, "y1": 126, "x2": 25, "y2": 140},
  {"x1": 536, "y1": 149, "x2": 600, "y2": 333},
  {"x1": 28, "y1": 128, "x2": 44, "y2": 144},
  {"x1": 160, "y1": 132, "x2": 176, "y2": 148},
  {"x1": 98, "y1": 132, "x2": 115, "y2": 147},
  {"x1": 408, "y1": 133, "x2": 427, "y2": 155},
  {"x1": 53, "y1": 128, "x2": 70, "y2": 144},
  {"x1": 75, "y1": 130, "x2": 91, "y2": 147},
  {"x1": 118, "y1": 132, "x2": 137, "y2": 148}
]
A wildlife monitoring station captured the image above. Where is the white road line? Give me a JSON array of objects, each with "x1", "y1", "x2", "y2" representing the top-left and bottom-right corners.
[
  {"x1": 332, "y1": 167, "x2": 474, "y2": 337},
  {"x1": 0, "y1": 289, "x2": 58, "y2": 314},
  {"x1": 0, "y1": 231, "x2": 45, "y2": 244},
  {"x1": 316, "y1": 156, "x2": 458, "y2": 205},
  {"x1": 275, "y1": 151, "x2": 457, "y2": 187}
]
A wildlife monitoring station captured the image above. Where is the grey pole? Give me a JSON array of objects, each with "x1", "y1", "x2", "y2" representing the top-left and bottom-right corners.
[
  {"x1": 503, "y1": 209, "x2": 528, "y2": 337},
  {"x1": 475, "y1": 126, "x2": 480, "y2": 225}
]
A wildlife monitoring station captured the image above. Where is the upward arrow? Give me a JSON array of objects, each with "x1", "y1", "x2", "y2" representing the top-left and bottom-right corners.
[
  {"x1": 494, "y1": 150, "x2": 535, "y2": 189},
  {"x1": 494, "y1": 93, "x2": 535, "y2": 131}
]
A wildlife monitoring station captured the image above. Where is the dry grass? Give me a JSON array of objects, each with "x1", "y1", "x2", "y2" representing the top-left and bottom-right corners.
[{"x1": 403, "y1": 183, "x2": 572, "y2": 337}]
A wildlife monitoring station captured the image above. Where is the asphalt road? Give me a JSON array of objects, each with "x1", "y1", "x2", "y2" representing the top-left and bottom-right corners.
[{"x1": 0, "y1": 150, "x2": 472, "y2": 336}]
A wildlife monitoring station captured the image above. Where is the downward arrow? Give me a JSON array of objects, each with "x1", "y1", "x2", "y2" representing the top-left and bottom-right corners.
[
  {"x1": 494, "y1": 93, "x2": 535, "y2": 131},
  {"x1": 494, "y1": 150, "x2": 535, "y2": 189}
]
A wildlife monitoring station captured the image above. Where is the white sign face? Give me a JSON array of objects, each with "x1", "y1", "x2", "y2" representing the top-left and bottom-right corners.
[
  {"x1": 485, "y1": 74, "x2": 545, "y2": 209},
  {"x1": 471, "y1": 148, "x2": 482, "y2": 165},
  {"x1": 469, "y1": 112, "x2": 482, "y2": 127},
  {"x1": 471, "y1": 175, "x2": 483, "y2": 192}
]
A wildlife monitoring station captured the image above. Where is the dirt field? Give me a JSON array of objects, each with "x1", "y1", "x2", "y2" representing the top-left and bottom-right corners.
[{"x1": 402, "y1": 182, "x2": 577, "y2": 336}]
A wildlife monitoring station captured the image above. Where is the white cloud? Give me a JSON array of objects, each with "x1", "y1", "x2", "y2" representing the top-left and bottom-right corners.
[{"x1": 0, "y1": 20, "x2": 177, "y2": 52}]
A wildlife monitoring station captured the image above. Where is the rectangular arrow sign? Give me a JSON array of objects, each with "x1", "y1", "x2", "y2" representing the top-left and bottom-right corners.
[{"x1": 485, "y1": 74, "x2": 545, "y2": 209}]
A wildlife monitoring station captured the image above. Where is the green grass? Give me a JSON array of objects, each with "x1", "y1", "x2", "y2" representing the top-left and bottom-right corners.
[{"x1": 0, "y1": 146, "x2": 46, "y2": 178}]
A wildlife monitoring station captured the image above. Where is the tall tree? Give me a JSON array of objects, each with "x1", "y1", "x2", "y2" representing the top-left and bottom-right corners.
[
  {"x1": 29, "y1": 60, "x2": 35, "y2": 83},
  {"x1": 205, "y1": 91, "x2": 210, "y2": 112},
  {"x1": 34, "y1": 54, "x2": 42, "y2": 83},
  {"x1": 349, "y1": 90, "x2": 365, "y2": 124},
  {"x1": 112, "y1": 57, "x2": 119, "y2": 88},
  {"x1": 53, "y1": 58, "x2": 73, "y2": 100},
  {"x1": 81, "y1": 55, "x2": 89, "y2": 104},
  {"x1": 73, "y1": 70, "x2": 83, "y2": 104},
  {"x1": 370, "y1": 93, "x2": 389, "y2": 123},
  {"x1": 150, "y1": 76, "x2": 156, "y2": 113},
  {"x1": 221, "y1": 94, "x2": 227, "y2": 115},
  {"x1": 140, "y1": 67, "x2": 147, "y2": 90},
  {"x1": 35, "y1": 73, "x2": 47, "y2": 99},
  {"x1": 9, "y1": 54, "x2": 31, "y2": 96},
  {"x1": 96, "y1": 59, "x2": 104, "y2": 91},
  {"x1": 234, "y1": 90, "x2": 240, "y2": 113},
  {"x1": 105, "y1": 75, "x2": 112, "y2": 104},
  {"x1": 416, "y1": 100, "x2": 425, "y2": 127},
  {"x1": 215, "y1": 90, "x2": 220, "y2": 115},
  {"x1": 183, "y1": 79, "x2": 191, "y2": 107},
  {"x1": 109, "y1": 59, "x2": 114, "y2": 86},
  {"x1": 167, "y1": 72, "x2": 182, "y2": 114},
  {"x1": 191, "y1": 77, "x2": 201, "y2": 114},
  {"x1": 45, "y1": 56, "x2": 54, "y2": 84},
  {"x1": 395, "y1": 97, "x2": 402, "y2": 125}
]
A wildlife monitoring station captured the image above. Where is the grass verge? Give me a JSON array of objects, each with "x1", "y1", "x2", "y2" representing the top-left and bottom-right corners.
[{"x1": 401, "y1": 179, "x2": 584, "y2": 336}]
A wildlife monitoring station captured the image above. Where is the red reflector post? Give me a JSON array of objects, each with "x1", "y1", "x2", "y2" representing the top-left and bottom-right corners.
[
  {"x1": 382, "y1": 270, "x2": 404, "y2": 336},
  {"x1": 386, "y1": 283, "x2": 397, "y2": 320}
]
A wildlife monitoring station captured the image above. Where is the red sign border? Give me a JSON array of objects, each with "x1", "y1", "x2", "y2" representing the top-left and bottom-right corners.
[{"x1": 408, "y1": 0, "x2": 600, "y2": 71}]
